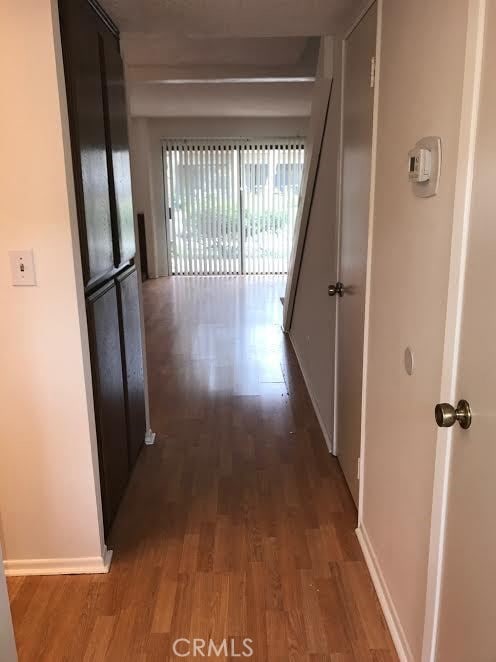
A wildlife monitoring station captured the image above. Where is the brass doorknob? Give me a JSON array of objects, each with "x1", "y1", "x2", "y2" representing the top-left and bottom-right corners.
[
  {"x1": 435, "y1": 399, "x2": 472, "y2": 429},
  {"x1": 328, "y1": 282, "x2": 344, "y2": 297}
]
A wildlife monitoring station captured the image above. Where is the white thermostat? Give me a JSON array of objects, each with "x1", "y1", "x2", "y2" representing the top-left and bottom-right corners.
[{"x1": 408, "y1": 136, "x2": 441, "y2": 197}]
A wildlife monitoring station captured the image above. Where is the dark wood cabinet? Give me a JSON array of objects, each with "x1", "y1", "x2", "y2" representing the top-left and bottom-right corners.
[
  {"x1": 101, "y1": 34, "x2": 136, "y2": 267},
  {"x1": 86, "y1": 282, "x2": 129, "y2": 532},
  {"x1": 59, "y1": 0, "x2": 114, "y2": 288},
  {"x1": 117, "y1": 267, "x2": 146, "y2": 467},
  {"x1": 60, "y1": 0, "x2": 146, "y2": 537}
]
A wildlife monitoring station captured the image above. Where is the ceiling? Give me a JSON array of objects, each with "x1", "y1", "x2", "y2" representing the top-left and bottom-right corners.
[
  {"x1": 100, "y1": 0, "x2": 365, "y2": 119},
  {"x1": 121, "y1": 34, "x2": 318, "y2": 69},
  {"x1": 100, "y1": 0, "x2": 364, "y2": 37}
]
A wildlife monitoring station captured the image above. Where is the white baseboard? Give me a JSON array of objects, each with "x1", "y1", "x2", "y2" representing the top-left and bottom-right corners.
[
  {"x1": 356, "y1": 525, "x2": 413, "y2": 662},
  {"x1": 145, "y1": 428, "x2": 156, "y2": 446},
  {"x1": 288, "y1": 332, "x2": 334, "y2": 454},
  {"x1": 4, "y1": 546, "x2": 113, "y2": 577}
]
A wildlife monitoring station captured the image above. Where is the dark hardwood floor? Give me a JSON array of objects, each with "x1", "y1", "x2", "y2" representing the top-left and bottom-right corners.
[{"x1": 7, "y1": 275, "x2": 397, "y2": 661}]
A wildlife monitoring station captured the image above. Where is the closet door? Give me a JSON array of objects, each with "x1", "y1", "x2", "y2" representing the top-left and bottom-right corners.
[
  {"x1": 101, "y1": 33, "x2": 136, "y2": 267},
  {"x1": 86, "y1": 282, "x2": 129, "y2": 532},
  {"x1": 117, "y1": 267, "x2": 146, "y2": 467},
  {"x1": 59, "y1": 0, "x2": 114, "y2": 287}
]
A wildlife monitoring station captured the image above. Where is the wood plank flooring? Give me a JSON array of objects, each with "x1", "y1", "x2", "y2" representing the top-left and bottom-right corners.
[{"x1": 7, "y1": 275, "x2": 397, "y2": 661}]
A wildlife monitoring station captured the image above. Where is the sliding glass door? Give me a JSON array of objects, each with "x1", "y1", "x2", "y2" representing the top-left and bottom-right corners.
[{"x1": 163, "y1": 139, "x2": 305, "y2": 275}]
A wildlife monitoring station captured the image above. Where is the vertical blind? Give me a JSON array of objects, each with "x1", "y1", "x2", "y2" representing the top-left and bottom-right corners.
[{"x1": 162, "y1": 139, "x2": 305, "y2": 275}]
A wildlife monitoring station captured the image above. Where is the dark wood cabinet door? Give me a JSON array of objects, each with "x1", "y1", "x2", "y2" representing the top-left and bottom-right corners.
[
  {"x1": 86, "y1": 281, "x2": 129, "y2": 533},
  {"x1": 117, "y1": 267, "x2": 146, "y2": 467},
  {"x1": 101, "y1": 34, "x2": 136, "y2": 267},
  {"x1": 59, "y1": 0, "x2": 114, "y2": 287}
]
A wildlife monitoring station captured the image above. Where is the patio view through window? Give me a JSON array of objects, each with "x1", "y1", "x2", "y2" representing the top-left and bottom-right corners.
[{"x1": 163, "y1": 139, "x2": 305, "y2": 275}]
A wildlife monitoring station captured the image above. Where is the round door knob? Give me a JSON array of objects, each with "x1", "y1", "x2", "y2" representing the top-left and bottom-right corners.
[
  {"x1": 435, "y1": 399, "x2": 472, "y2": 429},
  {"x1": 328, "y1": 282, "x2": 344, "y2": 297}
]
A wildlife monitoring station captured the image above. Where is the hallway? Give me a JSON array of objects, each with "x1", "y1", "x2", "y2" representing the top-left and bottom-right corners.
[{"x1": 7, "y1": 276, "x2": 396, "y2": 661}]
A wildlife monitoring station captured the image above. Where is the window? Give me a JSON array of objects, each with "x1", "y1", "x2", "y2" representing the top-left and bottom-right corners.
[{"x1": 163, "y1": 139, "x2": 305, "y2": 275}]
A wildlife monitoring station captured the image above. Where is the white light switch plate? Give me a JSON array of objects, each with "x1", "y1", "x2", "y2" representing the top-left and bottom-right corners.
[{"x1": 9, "y1": 250, "x2": 36, "y2": 286}]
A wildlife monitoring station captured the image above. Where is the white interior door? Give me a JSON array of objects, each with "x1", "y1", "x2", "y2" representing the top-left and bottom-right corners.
[
  {"x1": 436, "y1": 3, "x2": 496, "y2": 658},
  {"x1": 335, "y1": 4, "x2": 377, "y2": 504}
]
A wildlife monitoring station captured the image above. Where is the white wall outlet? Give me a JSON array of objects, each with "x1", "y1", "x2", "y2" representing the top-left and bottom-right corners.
[{"x1": 9, "y1": 250, "x2": 36, "y2": 286}]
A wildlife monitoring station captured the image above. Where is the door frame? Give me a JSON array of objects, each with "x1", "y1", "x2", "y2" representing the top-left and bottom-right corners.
[{"x1": 420, "y1": 0, "x2": 486, "y2": 659}]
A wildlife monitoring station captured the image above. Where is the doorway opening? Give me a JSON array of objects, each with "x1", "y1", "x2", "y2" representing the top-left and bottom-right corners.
[{"x1": 162, "y1": 139, "x2": 305, "y2": 276}]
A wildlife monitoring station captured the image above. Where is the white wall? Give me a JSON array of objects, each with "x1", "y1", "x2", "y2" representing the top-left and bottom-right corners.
[
  {"x1": 128, "y1": 82, "x2": 314, "y2": 118},
  {"x1": 360, "y1": 0, "x2": 470, "y2": 659},
  {"x1": 0, "y1": 547, "x2": 16, "y2": 661},
  {"x1": 128, "y1": 116, "x2": 309, "y2": 277},
  {"x1": 0, "y1": 0, "x2": 106, "y2": 573}
]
